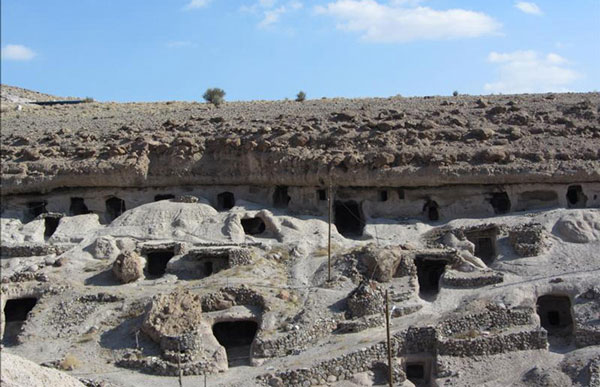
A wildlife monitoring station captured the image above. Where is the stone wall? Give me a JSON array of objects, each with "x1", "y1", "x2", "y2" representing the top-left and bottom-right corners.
[
  {"x1": 253, "y1": 318, "x2": 338, "y2": 358},
  {"x1": 437, "y1": 305, "x2": 534, "y2": 338},
  {"x1": 0, "y1": 242, "x2": 74, "y2": 257},
  {"x1": 256, "y1": 306, "x2": 545, "y2": 386},
  {"x1": 509, "y1": 223, "x2": 548, "y2": 257},
  {"x1": 437, "y1": 330, "x2": 547, "y2": 357}
]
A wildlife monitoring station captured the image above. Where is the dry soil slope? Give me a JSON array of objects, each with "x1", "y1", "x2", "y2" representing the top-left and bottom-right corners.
[{"x1": 1, "y1": 88, "x2": 599, "y2": 194}]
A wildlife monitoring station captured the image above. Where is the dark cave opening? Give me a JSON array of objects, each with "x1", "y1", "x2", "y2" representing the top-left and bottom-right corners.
[
  {"x1": 537, "y1": 295, "x2": 573, "y2": 336},
  {"x1": 204, "y1": 261, "x2": 214, "y2": 276},
  {"x1": 217, "y1": 192, "x2": 236, "y2": 210},
  {"x1": 334, "y1": 200, "x2": 365, "y2": 237},
  {"x1": 44, "y1": 216, "x2": 61, "y2": 239},
  {"x1": 378, "y1": 190, "x2": 388, "y2": 202},
  {"x1": 154, "y1": 194, "x2": 175, "y2": 202},
  {"x1": 490, "y1": 192, "x2": 511, "y2": 214},
  {"x1": 105, "y1": 197, "x2": 126, "y2": 222},
  {"x1": 566, "y1": 185, "x2": 587, "y2": 208},
  {"x1": 70, "y1": 197, "x2": 90, "y2": 215},
  {"x1": 27, "y1": 201, "x2": 47, "y2": 220},
  {"x1": 3, "y1": 298, "x2": 37, "y2": 346},
  {"x1": 317, "y1": 189, "x2": 327, "y2": 201},
  {"x1": 423, "y1": 200, "x2": 439, "y2": 221},
  {"x1": 146, "y1": 250, "x2": 175, "y2": 277},
  {"x1": 212, "y1": 320, "x2": 258, "y2": 367},
  {"x1": 241, "y1": 217, "x2": 266, "y2": 235},
  {"x1": 416, "y1": 258, "x2": 447, "y2": 295},
  {"x1": 273, "y1": 186, "x2": 291, "y2": 209},
  {"x1": 474, "y1": 237, "x2": 496, "y2": 265}
]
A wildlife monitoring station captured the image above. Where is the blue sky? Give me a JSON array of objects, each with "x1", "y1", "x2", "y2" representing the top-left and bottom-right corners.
[{"x1": 1, "y1": 0, "x2": 599, "y2": 102}]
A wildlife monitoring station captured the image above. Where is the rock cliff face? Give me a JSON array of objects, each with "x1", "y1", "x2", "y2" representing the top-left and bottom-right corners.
[
  {"x1": 1, "y1": 86, "x2": 599, "y2": 387},
  {"x1": 1, "y1": 90, "x2": 599, "y2": 195}
]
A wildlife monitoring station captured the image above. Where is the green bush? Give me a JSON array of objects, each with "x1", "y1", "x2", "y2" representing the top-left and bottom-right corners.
[
  {"x1": 453, "y1": 90, "x2": 459, "y2": 97},
  {"x1": 296, "y1": 91, "x2": 306, "y2": 102},
  {"x1": 203, "y1": 88, "x2": 226, "y2": 106}
]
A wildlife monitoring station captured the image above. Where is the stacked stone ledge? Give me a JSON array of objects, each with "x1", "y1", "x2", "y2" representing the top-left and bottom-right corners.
[{"x1": 257, "y1": 306, "x2": 544, "y2": 386}]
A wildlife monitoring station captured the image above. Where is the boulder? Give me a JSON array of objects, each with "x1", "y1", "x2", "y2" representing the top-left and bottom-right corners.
[
  {"x1": 88, "y1": 235, "x2": 119, "y2": 260},
  {"x1": 112, "y1": 251, "x2": 145, "y2": 283},
  {"x1": 141, "y1": 288, "x2": 204, "y2": 344},
  {"x1": 357, "y1": 244, "x2": 403, "y2": 282},
  {"x1": 141, "y1": 289, "x2": 227, "y2": 372}
]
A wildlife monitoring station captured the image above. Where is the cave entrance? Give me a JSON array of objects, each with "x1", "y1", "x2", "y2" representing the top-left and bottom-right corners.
[
  {"x1": 70, "y1": 197, "x2": 90, "y2": 215},
  {"x1": 154, "y1": 194, "x2": 175, "y2": 201},
  {"x1": 105, "y1": 197, "x2": 126, "y2": 222},
  {"x1": 3, "y1": 297, "x2": 37, "y2": 346},
  {"x1": 317, "y1": 189, "x2": 327, "y2": 201},
  {"x1": 370, "y1": 362, "x2": 390, "y2": 385},
  {"x1": 27, "y1": 201, "x2": 47, "y2": 220},
  {"x1": 197, "y1": 256, "x2": 228, "y2": 278},
  {"x1": 241, "y1": 217, "x2": 265, "y2": 235},
  {"x1": 273, "y1": 186, "x2": 290, "y2": 209},
  {"x1": 537, "y1": 295, "x2": 573, "y2": 336},
  {"x1": 44, "y1": 216, "x2": 61, "y2": 239},
  {"x1": 474, "y1": 237, "x2": 495, "y2": 264},
  {"x1": 204, "y1": 261, "x2": 214, "y2": 276},
  {"x1": 566, "y1": 185, "x2": 587, "y2": 208},
  {"x1": 465, "y1": 226, "x2": 499, "y2": 265},
  {"x1": 405, "y1": 360, "x2": 432, "y2": 386},
  {"x1": 423, "y1": 200, "x2": 439, "y2": 221},
  {"x1": 378, "y1": 190, "x2": 388, "y2": 202},
  {"x1": 212, "y1": 320, "x2": 258, "y2": 367},
  {"x1": 217, "y1": 192, "x2": 235, "y2": 211},
  {"x1": 490, "y1": 192, "x2": 511, "y2": 214},
  {"x1": 334, "y1": 200, "x2": 364, "y2": 237},
  {"x1": 145, "y1": 250, "x2": 175, "y2": 278},
  {"x1": 415, "y1": 257, "x2": 447, "y2": 296}
]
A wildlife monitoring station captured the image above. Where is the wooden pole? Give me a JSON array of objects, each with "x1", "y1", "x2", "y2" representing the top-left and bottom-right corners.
[
  {"x1": 177, "y1": 341, "x2": 183, "y2": 387},
  {"x1": 385, "y1": 290, "x2": 393, "y2": 387},
  {"x1": 327, "y1": 183, "x2": 332, "y2": 282}
]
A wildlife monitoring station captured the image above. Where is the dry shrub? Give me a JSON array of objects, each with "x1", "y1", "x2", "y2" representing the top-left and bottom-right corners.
[{"x1": 59, "y1": 354, "x2": 80, "y2": 370}]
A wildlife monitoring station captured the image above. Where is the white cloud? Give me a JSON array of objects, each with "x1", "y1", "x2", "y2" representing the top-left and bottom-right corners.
[
  {"x1": 515, "y1": 2, "x2": 542, "y2": 15},
  {"x1": 484, "y1": 50, "x2": 579, "y2": 93},
  {"x1": 184, "y1": 0, "x2": 212, "y2": 10},
  {"x1": 1, "y1": 44, "x2": 36, "y2": 61},
  {"x1": 242, "y1": 0, "x2": 303, "y2": 28},
  {"x1": 315, "y1": 0, "x2": 501, "y2": 43},
  {"x1": 259, "y1": 6, "x2": 287, "y2": 27}
]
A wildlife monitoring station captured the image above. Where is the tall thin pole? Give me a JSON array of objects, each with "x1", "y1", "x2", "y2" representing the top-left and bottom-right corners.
[
  {"x1": 327, "y1": 183, "x2": 332, "y2": 282},
  {"x1": 385, "y1": 290, "x2": 393, "y2": 387},
  {"x1": 177, "y1": 341, "x2": 183, "y2": 387}
]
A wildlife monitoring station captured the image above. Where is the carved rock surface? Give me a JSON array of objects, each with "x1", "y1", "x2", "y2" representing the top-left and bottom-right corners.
[
  {"x1": 0, "y1": 352, "x2": 86, "y2": 387},
  {"x1": 555, "y1": 212, "x2": 600, "y2": 243}
]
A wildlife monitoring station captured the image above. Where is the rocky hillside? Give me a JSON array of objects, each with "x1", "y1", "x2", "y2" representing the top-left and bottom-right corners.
[
  {"x1": 1, "y1": 89, "x2": 599, "y2": 194},
  {"x1": 1, "y1": 84, "x2": 79, "y2": 104}
]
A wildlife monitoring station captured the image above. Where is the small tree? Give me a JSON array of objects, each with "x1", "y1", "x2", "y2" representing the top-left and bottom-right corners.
[
  {"x1": 203, "y1": 88, "x2": 226, "y2": 106},
  {"x1": 296, "y1": 91, "x2": 306, "y2": 102},
  {"x1": 452, "y1": 90, "x2": 459, "y2": 97}
]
